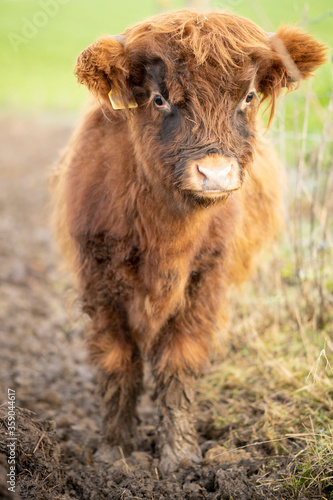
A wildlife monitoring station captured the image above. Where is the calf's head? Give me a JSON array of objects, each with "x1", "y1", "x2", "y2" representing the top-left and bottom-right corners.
[{"x1": 75, "y1": 11, "x2": 326, "y2": 207}]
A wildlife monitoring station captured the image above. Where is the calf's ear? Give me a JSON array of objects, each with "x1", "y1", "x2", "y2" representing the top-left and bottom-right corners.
[
  {"x1": 270, "y1": 26, "x2": 327, "y2": 83},
  {"x1": 258, "y1": 26, "x2": 328, "y2": 120},
  {"x1": 75, "y1": 35, "x2": 135, "y2": 109}
]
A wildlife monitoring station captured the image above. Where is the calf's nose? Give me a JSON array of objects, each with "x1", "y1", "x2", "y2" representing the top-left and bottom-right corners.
[
  {"x1": 197, "y1": 163, "x2": 233, "y2": 191},
  {"x1": 193, "y1": 155, "x2": 241, "y2": 193}
]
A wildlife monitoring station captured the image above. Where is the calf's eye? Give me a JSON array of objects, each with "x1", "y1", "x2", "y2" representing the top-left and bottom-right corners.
[
  {"x1": 245, "y1": 92, "x2": 255, "y2": 103},
  {"x1": 154, "y1": 95, "x2": 164, "y2": 106}
]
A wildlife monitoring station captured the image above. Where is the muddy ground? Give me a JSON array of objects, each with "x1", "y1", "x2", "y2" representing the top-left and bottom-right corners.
[{"x1": 0, "y1": 113, "x2": 298, "y2": 499}]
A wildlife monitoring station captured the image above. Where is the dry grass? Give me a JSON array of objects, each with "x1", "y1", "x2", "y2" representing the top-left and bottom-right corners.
[{"x1": 198, "y1": 80, "x2": 333, "y2": 499}]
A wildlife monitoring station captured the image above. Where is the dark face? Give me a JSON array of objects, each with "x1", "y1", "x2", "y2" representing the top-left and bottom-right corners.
[{"x1": 128, "y1": 56, "x2": 259, "y2": 206}]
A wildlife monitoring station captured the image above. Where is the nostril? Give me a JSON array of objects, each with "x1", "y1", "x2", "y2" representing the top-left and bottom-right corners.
[{"x1": 196, "y1": 164, "x2": 208, "y2": 182}]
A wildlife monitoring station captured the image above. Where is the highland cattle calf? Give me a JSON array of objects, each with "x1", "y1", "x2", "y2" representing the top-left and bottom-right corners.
[{"x1": 52, "y1": 10, "x2": 326, "y2": 474}]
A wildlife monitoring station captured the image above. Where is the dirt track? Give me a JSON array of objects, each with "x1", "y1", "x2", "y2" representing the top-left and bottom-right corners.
[{"x1": 0, "y1": 113, "x2": 291, "y2": 499}]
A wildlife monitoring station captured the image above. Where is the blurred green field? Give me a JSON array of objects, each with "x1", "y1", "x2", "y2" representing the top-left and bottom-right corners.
[{"x1": 1, "y1": 0, "x2": 332, "y2": 112}]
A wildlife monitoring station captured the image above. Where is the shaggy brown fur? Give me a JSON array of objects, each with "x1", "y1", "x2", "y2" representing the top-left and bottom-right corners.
[{"x1": 51, "y1": 10, "x2": 327, "y2": 474}]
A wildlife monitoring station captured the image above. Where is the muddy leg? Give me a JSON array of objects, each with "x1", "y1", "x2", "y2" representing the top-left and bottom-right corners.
[
  {"x1": 98, "y1": 348, "x2": 143, "y2": 453},
  {"x1": 87, "y1": 309, "x2": 143, "y2": 454},
  {"x1": 154, "y1": 372, "x2": 202, "y2": 474}
]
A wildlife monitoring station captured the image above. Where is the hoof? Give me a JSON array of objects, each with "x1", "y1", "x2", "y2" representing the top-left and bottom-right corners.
[
  {"x1": 94, "y1": 443, "x2": 125, "y2": 464},
  {"x1": 102, "y1": 421, "x2": 140, "y2": 456},
  {"x1": 159, "y1": 442, "x2": 202, "y2": 476}
]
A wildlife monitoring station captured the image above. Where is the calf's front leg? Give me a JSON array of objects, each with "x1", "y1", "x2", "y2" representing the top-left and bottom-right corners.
[
  {"x1": 87, "y1": 306, "x2": 143, "y2": 454},
  {"x1": 154, "y1": 371, "x2": 202, "y2": 475},
  {"x1": 150, "y1": 321, "x2": 212, "y2": 474},
  {"x1": 149, "y1": 263, "x2": 228, "y2": 474}
]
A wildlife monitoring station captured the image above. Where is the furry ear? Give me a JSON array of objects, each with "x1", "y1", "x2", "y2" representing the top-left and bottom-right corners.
[
  {"x1": 258, "y1": 26, "x2": 328, "y2": 123},
  {"x1": 75, "y1": 36, "x2": 133, "y2": 107},
  {"x1": 272, "y1": 26, "x2": 327, "y2": 82}
]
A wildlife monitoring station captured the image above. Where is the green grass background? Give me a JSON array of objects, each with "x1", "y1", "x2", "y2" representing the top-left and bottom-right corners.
[{"x1": 1, "y1": 0, "x2": 332, "y2": 112}]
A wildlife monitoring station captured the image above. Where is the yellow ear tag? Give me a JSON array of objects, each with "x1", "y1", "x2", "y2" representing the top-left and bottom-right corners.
[{"x1": 109, "y1": 88, "x2": 138, "y2": 110}]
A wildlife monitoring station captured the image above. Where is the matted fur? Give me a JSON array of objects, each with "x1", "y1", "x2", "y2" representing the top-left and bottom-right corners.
[{"x1": 51, "y1": 10, "x2": 327, "y2": 474}]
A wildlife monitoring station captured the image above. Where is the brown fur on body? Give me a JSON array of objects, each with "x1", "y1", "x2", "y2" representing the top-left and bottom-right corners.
[{"x1": 51, "y1": 10, "x2": 327, "y2": 474}]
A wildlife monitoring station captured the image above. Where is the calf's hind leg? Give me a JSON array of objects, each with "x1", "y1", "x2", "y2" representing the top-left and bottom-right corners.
[{"x1": 87, "y1": 307, "x2": 143, "y2": 454}]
